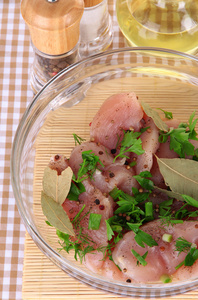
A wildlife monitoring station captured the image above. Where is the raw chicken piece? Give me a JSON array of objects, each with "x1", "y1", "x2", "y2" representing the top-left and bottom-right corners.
[
  {"x1": 135, "y1": 117, "x2": 160, "y2": 174},
  {"x1": 69, "y1": 140, "x2": 139, "y2": 195},
  {"x1": 90, "y1": 93, "x2": 144, "y2": 150},
  {"x1": 69, "y1": 142, "x2": 114, "y2": 177},
  {"x1": 92, "y1": 164, "x2": 139, "y2": 195},
  {"x1": 151, "y1": 138, "x2": 179, "y2": 188},
  {"x1": 48, "y1": 154, "x2": 69, "y2": 175},
  {"x1": 62, "y1": 179, "x2": 114, "y2": 247},
  {"x1": 84, "y1": 251, "x2": 127, "y2": 281},
  {"x1": 112, "y1": 220, "x2": 198, "y2": 282},
  {"x1": 174, "y1": 259, "x2": 198, "y2": 281}
]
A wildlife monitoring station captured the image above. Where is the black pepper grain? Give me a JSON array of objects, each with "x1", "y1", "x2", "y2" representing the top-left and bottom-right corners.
[
  {"x1": 109, "y1": 172, "x2": 115, "y2": 178},
  {"x1": 111, "y1": 148, "x2": 116, "y2": 154},
  {"x1": 126, "y1": 279, "x2": 131, "y2": 283},
  {"x1": 94, "y1": 199, "x2": 100, "y2": 205}
]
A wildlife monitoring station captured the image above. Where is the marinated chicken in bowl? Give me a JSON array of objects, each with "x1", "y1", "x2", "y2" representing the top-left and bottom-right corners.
[{"x1": 41, "y1": 92, "x2": 198, "y2": 284}]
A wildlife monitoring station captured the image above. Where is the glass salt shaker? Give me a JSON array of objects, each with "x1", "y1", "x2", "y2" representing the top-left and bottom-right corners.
[
  {"x1": 79, "y1": 0, "x2": 113, "y2": 58},
  {"x1": 21, "y1": 0, "x2": 84, "y2": 94}
]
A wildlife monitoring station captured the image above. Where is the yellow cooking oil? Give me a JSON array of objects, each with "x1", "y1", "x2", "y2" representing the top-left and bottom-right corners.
[{"x1": 116, "y1": 0, "x2": 198, "y2": 55}]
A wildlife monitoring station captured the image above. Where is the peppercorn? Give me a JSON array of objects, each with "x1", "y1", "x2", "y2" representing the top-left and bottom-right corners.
[
  {"x1": 126, "y1": 279, "x2": 131, "y2": 283},
  {"x1": 99, "y1": 205, "x2": 105, "y2": 210},
  {"x1": 123, "y1": 268, "x2": 127, "y2": 272},
  {"x1": 111, "y1": 148, "x2": 116, "y2": 154},
  {"x1": 109, "y1": 172, "x2": 115, "y2": 178},
  {"x1": 94, "y1": 199, "x2": 100, "y2": 205}
]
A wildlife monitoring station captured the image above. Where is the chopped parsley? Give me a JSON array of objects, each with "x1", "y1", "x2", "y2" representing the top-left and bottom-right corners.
[
  {"x1": 159, "y1": 111, "x2": 198, "y2": 158},
  {"x1": 105, "y1": 219, "x2": 115, "y2": 241},
  {"x1": 133, "y1": 171, "x2": 154, "y2": 191},
  {"x1": 127, "y1": 223, "x2": 158, "y2": 248},
  {"x1": 75, "y1": 150, "x2": 104, "y2": 182},
  {"x1": 67, "y1": 181, "x2": 85, "y2": 201},
  {"x1": 113, "y1": 130, "x2": 145, "y2": 162},
  {"x1": 88, "y1": 213, "x2": 102, "y2": 230}
]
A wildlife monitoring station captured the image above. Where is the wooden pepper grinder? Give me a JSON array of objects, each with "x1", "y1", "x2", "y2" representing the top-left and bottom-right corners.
[
  {"x1": 21, "y1": 0, "x2": 84, "y2": 94},
  {"x1": 79, "y1": 0, "x2": 113, "y2": 58}
]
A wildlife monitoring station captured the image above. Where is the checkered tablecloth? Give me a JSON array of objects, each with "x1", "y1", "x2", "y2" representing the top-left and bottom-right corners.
[{"x1": 0, "y1": 1, "x2": 125, "y2": 299}]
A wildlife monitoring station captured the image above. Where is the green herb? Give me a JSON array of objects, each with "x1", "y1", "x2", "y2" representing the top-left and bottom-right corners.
[
  {"x1": 157, "y1": 108, "x2": 173, "y2": 120},
  {"x1": 131, "y1": 249, "x2": 148, "y2": 266},
  {"x1": 67, "y1": 181, "x2": 85, "y2": 201},
  {"x1": 175, "y1": 237, "x2": 192, "y2": 255},
  {"x1": 45, "y1": 220, "x2": 52, "y2": 226},
  {"x1": 159, "y1": 112, "x2": 198, "y2": 158},
  {"x1": 48, "y1": 206, "x2": 105, "y2": 263},
  {"x1": 162, "y1": 233, "x2": 173, "y2": 243},
  {"x1": 158, "y1": 199, "x2": 173, "y2": 216},
  {"x1": 175, "y1": 246, "x2": 198, "y2": 270},
  {"x1": 75, "y1": 150, "x2": 104, "y2": 182},
  {"x1": 109, "y1": 187, "x2": 150, "y2": 229},
  {"x1": 73, "y1": 133, "x2": 86, "y2": 146},
  {"x1": 133, "y1": 171, "x2": 154, "y2": 191},
  {"x1": 193, "y1": 148, "x2": 198, "y2": 161},
  {"x1": 182, "y1": 194, "x2": 198, "y2": 208},
  {"x1": 132, "y1": 187, "x2": 150, "y2": 203},
  {"x1": 105, "y1": 242, "x2": 122, "y2": 271},
  {"x1": 113, "y1": 130, "x2": 145, "y2": 162},
  {"x1": 140, "y1": 126, "x2": 151, "y2": 133},
  {"x1": 145, "y1": 202, "x2": 154, "y2": 220},
  {"x1": 188, "y1": 111, "x2": 198, "y2": 140},
  {"x1": 71, "y1": 204, "x2": 87, "y2": 226},
  {"x1": 56, "y1": 229, "x2": 96, "y2": 263},
  {"x1": 88, "y1": 213, "x2": 102, "y2": 230},
  {"x1": 160, "y1": 274, "x2": 172, "y2": 283},
  {"x1": 105, "y1": 220, "x2": 115, "y2": 241},
  {"x1": 159, "y1": 210, "x2": 183, "y2": 227},
  {"x1": 115, "y1": 133, "x2": 122, "y2": 149},
  {"x1": 127, "y1": 223, "x2": 158, "y2": 248}
]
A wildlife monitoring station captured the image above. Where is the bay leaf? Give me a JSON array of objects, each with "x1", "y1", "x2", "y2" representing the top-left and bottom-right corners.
[
  {"x1": 41, "y1": 191, "x2": 75, "y2": 236},
  {"x1": 154, "y1": 186, "x2": 184, "y2": 202},
  {"x1": 156, "y1": 157, "x2": 198, "y2": 200},
  {"x1": 43, "y1": 166, "x2": 73, "y2": 205},
  {"x1": 141, "y1": 101, "x2": 169, "y2": 132}
]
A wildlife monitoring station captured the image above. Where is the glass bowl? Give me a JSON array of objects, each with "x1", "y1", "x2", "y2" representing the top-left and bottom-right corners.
[{"x1": 11, "y1": 47, "x2": 198, "y2": 298}]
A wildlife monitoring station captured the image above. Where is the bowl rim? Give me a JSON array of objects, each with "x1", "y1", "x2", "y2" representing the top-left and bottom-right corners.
[{"x1": 11, "y1": 46, "x2": 198, "y2": 298}]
